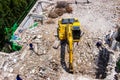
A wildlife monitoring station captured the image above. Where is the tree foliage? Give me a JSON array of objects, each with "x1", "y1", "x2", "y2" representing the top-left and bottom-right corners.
[{"x1": 0, "y1": 0, "x2": 35, "y2": 51}]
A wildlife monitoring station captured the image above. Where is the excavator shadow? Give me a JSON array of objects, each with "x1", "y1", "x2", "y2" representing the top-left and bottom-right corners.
[
  {"x1": 95, "y1": 47, "x2": 113, "y2": 79},
  {"x1": 60, "y1": 40, "x2": 69, "y2": 73}
]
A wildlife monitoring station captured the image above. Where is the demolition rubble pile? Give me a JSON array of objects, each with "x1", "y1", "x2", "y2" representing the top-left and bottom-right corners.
[
  {"x1": 0, "y1": 0, "x2": 120, "y2": 80},
  {"x1": 48, "y1": 1, "x2": 73, "y2": 18}
]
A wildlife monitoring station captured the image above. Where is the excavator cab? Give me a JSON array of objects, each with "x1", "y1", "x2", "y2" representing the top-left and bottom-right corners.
[
  {"x1": 58, "y1": 18, "x2": 81, "y2": 41},
  {"x1": 72, "y1": 26, "x2": 81, "y2": 42}
]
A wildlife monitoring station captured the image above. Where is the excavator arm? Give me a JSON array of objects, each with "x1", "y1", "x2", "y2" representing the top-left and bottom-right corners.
[
  {"x1": 68, "y1": 36, "x2": 73, "y2": 72},
  {"x1": 66, "y1": 24, "x2": 73, "y2": 73}
]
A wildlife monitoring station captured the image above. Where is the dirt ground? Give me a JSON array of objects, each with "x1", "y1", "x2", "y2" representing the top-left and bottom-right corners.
[{"x1": 0, "y1": 0, "x2": 120, "y2": 80}]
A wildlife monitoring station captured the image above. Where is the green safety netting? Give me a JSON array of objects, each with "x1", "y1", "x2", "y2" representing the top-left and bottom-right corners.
[
  {"x1": 4, "y1": 0, "x2": 37, "y2": 51},
  {"x1": 12, "y1": 42, "x2": 22, "y2": 51},
  {"x1": 29, "y1": 22, "x2": 38, "y2": 29},
  {"x1": 12, "y1": 23, "x2": 18, "y2": 33}
]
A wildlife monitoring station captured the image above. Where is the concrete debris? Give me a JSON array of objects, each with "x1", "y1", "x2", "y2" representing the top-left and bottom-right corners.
[
  {"x1": 48, "y1": 1, "x2": 72, "y2": 18},
  {"x1": 48, "y1": 11, "x2": 58, "y2": 18},
  {"x1": 20, "y1": 47, "x2": 28, "y2": 59},
  {"x1": 54, "y1": 8, "x2": 65, "y2": 16},
  {"x1": 0, "y1": 0, "x2": 120, "y2": 80},
  {"x1": 49, "y1": 60, "x2": 59, "y2": 71},
  {"x1": 34, "y1": 43, "x2": 38, "y2": 53},
  {"x1": 53, "y1": 39, "x2": 60, "y2": 49},
  {"x1": 37, "y1": 35, "x2": 42, "y2": 39},
  {"x1": 65, "y1": 5, "x2": 73, "y2": 13},
  {"x1": 45, "y1": 19, "x2": 55, "y2": 24},
  {"x1": 56, "y1": 1, "x2": 69, "y2": 8}
]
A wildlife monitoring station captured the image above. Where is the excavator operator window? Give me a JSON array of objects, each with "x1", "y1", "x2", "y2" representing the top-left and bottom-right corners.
[
  {"x1": 72, "y1": 26, "x2": 81, "y2": 40},
  {"x1": 62, "y1": 18, "x2": 75, "y2": 24},
  {"x1": 69, "y1": 18, "x2": 74, "y2": 23},
  {"x1": 62, "y1": 19, "x2": 69, "y2": 24}
]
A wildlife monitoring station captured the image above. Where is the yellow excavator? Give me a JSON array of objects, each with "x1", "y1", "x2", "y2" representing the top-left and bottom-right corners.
[{"x1": 57, "y1": 18, "x2": 82, "y2": 73}]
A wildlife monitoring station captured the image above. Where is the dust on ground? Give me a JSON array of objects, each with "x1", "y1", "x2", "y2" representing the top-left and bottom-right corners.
[{"x1": 0, "y1": 0, "x2": 120, "y2": 80}]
